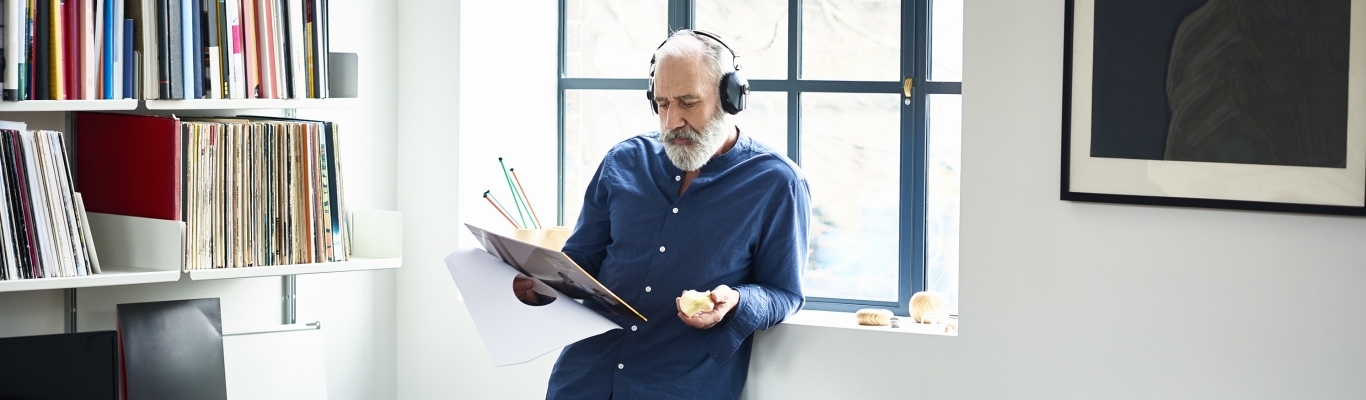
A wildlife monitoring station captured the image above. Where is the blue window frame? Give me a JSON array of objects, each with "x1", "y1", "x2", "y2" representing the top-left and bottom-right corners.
[{"x1": 557, "y1": 0, "x2": 961, "y2": 316}]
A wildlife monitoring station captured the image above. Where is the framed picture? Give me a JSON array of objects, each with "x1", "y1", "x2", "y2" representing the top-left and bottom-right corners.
[{"x1": 1062, "y1": 0, "x2": 1366, "y2": 216}]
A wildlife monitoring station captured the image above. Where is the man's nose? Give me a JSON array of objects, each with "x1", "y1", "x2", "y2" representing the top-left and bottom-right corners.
[{"x1": 662, "y1": 108, "x2": 686, "y2": 131}]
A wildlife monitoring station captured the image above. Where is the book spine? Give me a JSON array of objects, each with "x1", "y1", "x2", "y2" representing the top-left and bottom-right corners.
[
  {"x1": 252, "y1": 0, "x2": 268, "y2": 98},
  {"x1": 285, "y1": 0, "x2": 299, "y2": 98},
  {"x1": 156, "y1": 0, "x2": 170, "y2": 98},
  {"x1": 187, "y1": 0, "x2": 198, "y2": 98},
  {"x1": 33, "y1": 0, "x2": 46, "y2": 99},
  {"x1": 25, "y1": 0, "x2": 34, "y2": 100},
  {"x1": 178, "y1": 0, "x2": 189, "y2": 98},
  {"x1": 240, "y1": 0, "x2": 254, "y2": 98},
  {"x1": 226, "y1": 0, "x2": 243, "y2": 99},
  {"x1": 122, "y1": 18, "x2": 130, "y2": 98},
  {"x1": 166, "y1": 0, "x2": 180, "y2": 98},
  {"x1": 64, "y1": 0, "x2": 74, "y2": 99},
  {"x1": 110, "y1": 0, "x2": 120, "y2": 98},
  {"x1": 316, "y1": 0, "x2": 323, "y2": 98},
  {"x1": 49, "y1": 0, "x2": 60, "y2": 99},
  {"x1": 101, "y1": 0, "x2": 111, "y2": 98},
  {"x1": 203, "y1": 0, "x2": 217, "y2": 98},
  {"x1": 5, "y1": 0, "x2": 22, "y2": 100},
  {"x1": 81, "y1": 0, "x2": 91, "y2": 99}
]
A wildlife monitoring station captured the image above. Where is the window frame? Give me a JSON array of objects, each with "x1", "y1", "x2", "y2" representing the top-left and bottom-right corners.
[{"x1": 556, "y1": 0, "x2": 962, "y2": 316}]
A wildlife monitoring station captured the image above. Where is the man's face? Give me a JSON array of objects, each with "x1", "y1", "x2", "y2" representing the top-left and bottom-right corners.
[{"x1": 653, "y1": 55, "x2": 729, "y2": 172}]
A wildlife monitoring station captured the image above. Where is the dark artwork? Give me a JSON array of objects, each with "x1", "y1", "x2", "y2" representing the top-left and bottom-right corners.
[{"x1": 1089, "y1": 0, "x2": 1351, "y2": 168}]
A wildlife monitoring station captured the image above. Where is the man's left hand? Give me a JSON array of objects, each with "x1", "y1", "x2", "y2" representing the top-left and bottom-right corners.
[{"x1": 676, "y1": 285, "x2": 740, "y2": 329}]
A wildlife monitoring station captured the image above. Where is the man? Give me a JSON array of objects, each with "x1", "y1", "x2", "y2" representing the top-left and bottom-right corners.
[{"x1": 547, "y1": 30, "x2": 811, "y2": 399}]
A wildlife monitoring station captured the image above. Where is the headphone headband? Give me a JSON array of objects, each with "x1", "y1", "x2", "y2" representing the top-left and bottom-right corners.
[{"x1": 647, "y1": 30, "x2": 750, "y2": 115}]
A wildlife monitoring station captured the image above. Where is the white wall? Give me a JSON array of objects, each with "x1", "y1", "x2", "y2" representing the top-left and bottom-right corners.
[
  {"x1": 742, "y1": 1, "x2": 1366, "y2": 399},
  {"x1": 395, "y1": 0, "x2": 565, "y2": 398},
  {"x1": 0, "y1": 0, "x2": 400, "y2": 398},
  {"x1": 392, "y1": 0, "x2": 1366, "y2": 399}
]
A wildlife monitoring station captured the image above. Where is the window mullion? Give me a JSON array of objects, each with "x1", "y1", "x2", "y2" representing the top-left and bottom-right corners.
[
  {"x1": 787, "y1": 0, "x2": 802, "y2": 163},
  {"x1": 668, "y1": 0, "x2": 693, "y2": 33}
]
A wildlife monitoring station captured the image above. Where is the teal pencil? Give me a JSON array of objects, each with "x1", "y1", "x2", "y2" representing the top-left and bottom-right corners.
[
  {"x1": 510, "y1": 168, "x2": 543, "y2": 229},
  {"x1": 498, "y1": 158, "x2": 532, "y2": 229}
]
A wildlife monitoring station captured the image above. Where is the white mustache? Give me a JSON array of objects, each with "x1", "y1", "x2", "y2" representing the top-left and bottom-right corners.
[{"x1": 662, "y1": 128, "x2": 701, "y2": 143}]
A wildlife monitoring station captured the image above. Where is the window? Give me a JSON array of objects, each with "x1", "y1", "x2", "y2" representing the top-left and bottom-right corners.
[{"x1": 559, "y1": 0, "x2": 961, "y2": 314}]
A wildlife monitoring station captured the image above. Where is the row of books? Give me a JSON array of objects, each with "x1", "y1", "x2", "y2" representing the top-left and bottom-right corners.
[
  {"x1": 76, "y1": 112, "x2": 348, "y2": 271},
  {"x1": 0, "y1": 0, "x2": 331, "y2": 102},
  {"x1": 1, "y1": 0, "x2": 137, "y2": 100},
  {"x1": 143, "y1": 0, "x2": 331, "y2": 100},
  {"x1": 0, "y1": 120, "x2": 100, "y2": 281}
]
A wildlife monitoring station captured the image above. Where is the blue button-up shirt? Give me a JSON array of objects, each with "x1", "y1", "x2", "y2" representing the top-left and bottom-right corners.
[{"x1": 548, "y1": 131, "x2": 810, "y2": 400}]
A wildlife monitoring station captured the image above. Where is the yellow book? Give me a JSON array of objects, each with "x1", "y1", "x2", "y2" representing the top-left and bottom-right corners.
[{"x1": 49, "y1": 0, "x2": 63, "y2": 99}]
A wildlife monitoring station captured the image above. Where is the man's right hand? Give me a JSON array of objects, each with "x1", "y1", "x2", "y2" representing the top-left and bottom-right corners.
[{"x1": 513, "y1": 275, "x2": 541, "y2": 306}]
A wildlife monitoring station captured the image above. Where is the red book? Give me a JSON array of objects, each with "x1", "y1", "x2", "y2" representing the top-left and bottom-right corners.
[{"x1": 75, "y1": 112, "x2": 183, "y2": 221}]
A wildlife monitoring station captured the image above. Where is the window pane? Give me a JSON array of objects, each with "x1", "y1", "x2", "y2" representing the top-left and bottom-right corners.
[
  {"x1": 801, "y1": 0, "x2": 900, "y2": 81},
  {"x1": 736, "y1": 92, "x2": 788, "y2": 156},
  {"x1": 564, "y1": 90, "x2": 660, "y2": 225},
  {"x1": 930, "y1": 0, "x2": 963, "y2": 81},
  {"x1": 565, "y1": 0, "x2": 668, "y2": 78},
  {"x1": 696, "y1": 0, "x2": 789, "y2": 79},
  {"x1": 926, "y1": 94, "x2": 960, "y2": 308},
  {"x1": 801, "y1": 93, "x2": 900, "y2": 302}
]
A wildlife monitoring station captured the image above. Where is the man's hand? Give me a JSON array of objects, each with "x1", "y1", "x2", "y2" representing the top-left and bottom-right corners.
[
  {"x1": 676, "y1": 285, "x2": 740, "y2": 329},
  {"x1": 513, "y1": 275, "x2": 541, "y2": 306}
]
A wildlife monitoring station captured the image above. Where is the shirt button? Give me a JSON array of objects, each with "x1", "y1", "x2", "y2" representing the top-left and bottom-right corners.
[
  {"x1": 659, "y1": 246, "x2": 666, "y2": 252},
  {"x1": 618, "y1": 364, "x2": 624, "y2": 370},
  {"x1": 631, "y1": 325, "x2": 638, "y2": 331},
  {"x1": 645, "y1": 286, "x2": 652, "y2": 292},
  {"x1": 672, "y1": 208, "x2": 678, "y2": 214},
  {"x1": 675, "y1": 175, "x2": 681, "y2": 181}
]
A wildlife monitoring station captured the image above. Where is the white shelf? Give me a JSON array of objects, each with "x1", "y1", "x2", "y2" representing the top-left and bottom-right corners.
[
  {"x1": 0, "y1": 265, "x2": 179, "y2": 292},
  {"x1": 187, "y1": 257, "x2": 402, "y2": 280},
  {"x1": 0, "y1": 99, "x2": 138, "y2": 112},
  {"x1": 0, "y1": 212, "x2": 185, "y2": 293},
  {"x1": 144, "y1": 98, "x2": 358, "y2": 110}
]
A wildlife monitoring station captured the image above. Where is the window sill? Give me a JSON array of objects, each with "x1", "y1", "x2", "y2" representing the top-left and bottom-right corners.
[{"x1": 779, "y1": 309, "x2": 958, "y2": 337}]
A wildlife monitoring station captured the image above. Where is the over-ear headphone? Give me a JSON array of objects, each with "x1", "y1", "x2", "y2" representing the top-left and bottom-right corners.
[{"x1": 647, "y1": 30, "x2": 749, "y2": 115}]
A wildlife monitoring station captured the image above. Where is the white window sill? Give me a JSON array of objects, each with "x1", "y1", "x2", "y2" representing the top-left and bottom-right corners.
[{"x1": 778, "y1": 309, "x2": 958, "y2": 337}]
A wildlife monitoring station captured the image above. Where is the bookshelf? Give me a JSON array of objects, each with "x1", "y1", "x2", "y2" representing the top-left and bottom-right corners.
[
  {"x1": 144, "y1": 98, "x2": 360, "y2": 110},
  {"x1": 0, "y1": 100, "x2": 139, "y2": 112}
]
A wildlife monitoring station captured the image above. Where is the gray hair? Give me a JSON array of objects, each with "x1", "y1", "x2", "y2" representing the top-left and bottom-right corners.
[{"x1": 652, "y1": 30, "x2": 733, "y2": 95}]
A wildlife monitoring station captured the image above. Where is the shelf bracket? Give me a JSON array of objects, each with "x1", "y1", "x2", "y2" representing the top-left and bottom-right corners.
[
  {"x1": 64, "y1": 288, "x2": 77, "y2": 333},
  {"x1": 283, "y1": 275, "x2": 297, "y2": 325}
]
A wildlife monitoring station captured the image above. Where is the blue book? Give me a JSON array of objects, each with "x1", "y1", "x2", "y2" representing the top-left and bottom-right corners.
[
  {"x1": 103, "y1": 0, "x2": 114, "y2": 99},
  {"x1": 181, "y1": 0, "x2": 193, "y2": 99},
  {"x1": 124, "y1": 20, "x2": 134, "y2": 99},
  {"x1": 190, "y1": 0, "x2": 202, "y2": 99}
]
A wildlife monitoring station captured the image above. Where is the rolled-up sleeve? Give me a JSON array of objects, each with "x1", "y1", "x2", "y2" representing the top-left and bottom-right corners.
[
  {"x1": 561, "y1": 151, "x2": 616, "y2": 276},
  {"x1": 708, "y1": 178, "x2": 810, "y2": 364}
]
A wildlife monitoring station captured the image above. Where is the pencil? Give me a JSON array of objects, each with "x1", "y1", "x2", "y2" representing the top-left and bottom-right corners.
[
  {"x1": 498, "y1": 158, "x2": 530, "y2": 228},
  {"x1": 510, "y1": 168, "x2": 543, "y2": 229},
  {"x1": 484, "y1": 191, "x2": 520, "y2": 229}
]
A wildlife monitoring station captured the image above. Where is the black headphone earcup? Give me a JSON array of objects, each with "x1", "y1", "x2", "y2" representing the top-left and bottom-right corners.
[
  {"x1": 647, "y1": 86, "x2": 658, "y2": 114},
  {"x1": 719, "y1": 71, "x2": 749, "y2": 115}
]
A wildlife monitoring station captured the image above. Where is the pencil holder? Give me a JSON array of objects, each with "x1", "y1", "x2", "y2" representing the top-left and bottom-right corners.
[{"x1": 511, "y1": 226, "x2": 572, "y2": 250}]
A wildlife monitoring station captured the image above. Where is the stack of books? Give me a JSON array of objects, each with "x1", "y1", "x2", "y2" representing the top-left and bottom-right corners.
[
  {"x1": 1, "y1": 0, "x2": 138, "y2": 100},
  {"x1": 141, "y1": 0, "x2": 331, "y2": 100},
  {"x1": 0, "y1": 120, "x2": 100, "y2": 281},
  {"x1": 76, "y1": 112, "x2": 348, "y2": 271}
]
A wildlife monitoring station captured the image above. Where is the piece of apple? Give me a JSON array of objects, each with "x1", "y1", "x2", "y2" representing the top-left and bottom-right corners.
[{"x1": 679, "y1": 290, "x2": 715, "y2": 317}]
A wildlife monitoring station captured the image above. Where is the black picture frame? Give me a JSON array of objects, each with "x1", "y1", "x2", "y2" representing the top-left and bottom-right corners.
[{"x1": 1061, "y1": 0, "x2": 1366, "y2": 217}]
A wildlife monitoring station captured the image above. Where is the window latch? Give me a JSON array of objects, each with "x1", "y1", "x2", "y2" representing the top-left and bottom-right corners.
[{"x1": 903, "y1": 77, "x2": 914, "y2": 104}]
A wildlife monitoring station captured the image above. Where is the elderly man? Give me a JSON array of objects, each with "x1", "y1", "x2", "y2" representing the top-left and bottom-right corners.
[{"x1": 547, "y1": 30, "x2": 811, "y2": 399}]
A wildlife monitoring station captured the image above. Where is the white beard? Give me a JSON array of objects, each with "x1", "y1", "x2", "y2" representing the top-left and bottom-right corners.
[{"x1": 660, "y1": 113, "x2": 729, "y2": 172}]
